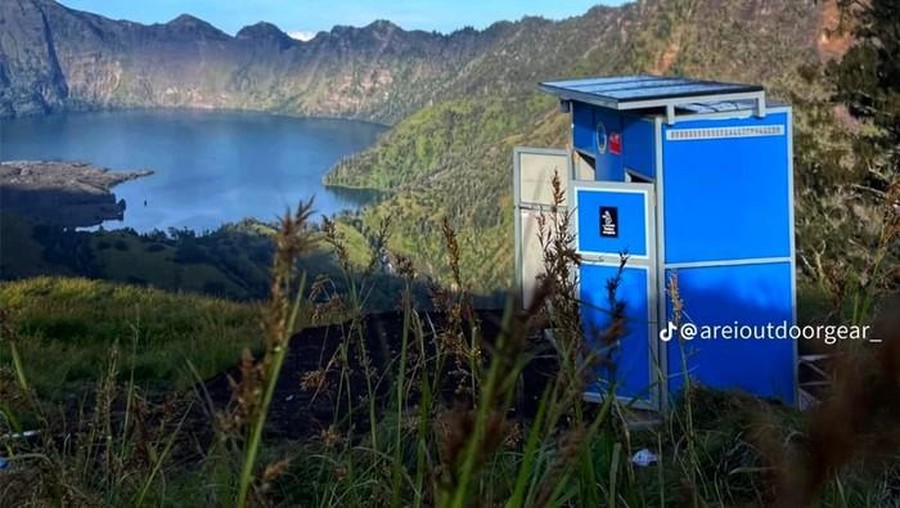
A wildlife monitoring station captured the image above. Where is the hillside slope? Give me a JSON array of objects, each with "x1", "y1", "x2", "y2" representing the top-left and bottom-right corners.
[{"x1": 326, "y1": 0, "x2": 835, "y2": 291}]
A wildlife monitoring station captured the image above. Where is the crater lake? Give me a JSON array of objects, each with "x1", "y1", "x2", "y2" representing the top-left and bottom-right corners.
[{"x1": 0, "y1": 109, "x2": 387, "y2": 232}]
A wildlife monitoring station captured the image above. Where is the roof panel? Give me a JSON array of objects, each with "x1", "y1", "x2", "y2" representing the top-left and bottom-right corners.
[
  {"x1": 545, "y1": 75, "x2": 655, "y2": 89},
  {"x1": 679, "y1": 99, "x2": 786, "y2": 113},
  {"x1": 606, "y1": 82, "x2": 755, "y2": 100},
  {"x1": 575, "y1": 78, "x2": 694, "y2": 95},
  {"x1": 539, "y1": 74, "x2": 765, "y2": 112}
]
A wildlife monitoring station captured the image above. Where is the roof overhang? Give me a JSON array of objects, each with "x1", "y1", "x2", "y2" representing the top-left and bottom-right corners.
[{"x1": 539, "y1": 75, "x2": 768, "y2": 125}]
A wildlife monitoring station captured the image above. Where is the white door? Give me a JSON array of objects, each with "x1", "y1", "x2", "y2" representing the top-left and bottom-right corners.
[{"x1": 513, "y1": 147, "x2": 572, "y2": 310}]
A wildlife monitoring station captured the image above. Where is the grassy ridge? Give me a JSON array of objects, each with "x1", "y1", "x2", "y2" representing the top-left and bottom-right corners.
[
  {"x1": 0, "y1": 212, "x2": 399, "y2": 303},
  {"x1": 0, "y1": 276, "x2": 260, "y2": 396},
  {"x1": 1, "y1": 213, "x2": 274, "y2": 299}
]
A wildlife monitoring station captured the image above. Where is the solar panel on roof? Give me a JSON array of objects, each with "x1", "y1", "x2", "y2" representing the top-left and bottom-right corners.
[
  {"x1": 606, "y1": 82, "x2": 755, "y2": 100},
  {"x1": 574, "y1": 78, "x2": 692, "y2": 94},
  {"x1": 538, "y1": 75, "x2": 765, "y2": 114},
  {"x1": 546, "y1": 75, "x2": 653, "y2": 88},
  {"x1": 678, "y1": 100, "x2": 768, "y2": 113}
]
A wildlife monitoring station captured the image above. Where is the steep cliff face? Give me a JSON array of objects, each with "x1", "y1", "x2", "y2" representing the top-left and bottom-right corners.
[
  {"x1": 0, "y1": 0, "x2": 501, "y2": 123},
  {"x1": 0, "y1": 0, "x2": 69, "y2": 116},
  {"x1": 0, "y1": 0, "x2": 839, "y2": 125}
]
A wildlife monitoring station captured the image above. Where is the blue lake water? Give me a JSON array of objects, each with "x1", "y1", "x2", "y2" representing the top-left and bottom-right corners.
[{"x1": 0, "y1": 109, "x2": 386, "y2": 232}]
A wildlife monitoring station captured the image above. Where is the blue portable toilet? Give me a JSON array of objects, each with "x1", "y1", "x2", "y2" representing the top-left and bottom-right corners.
[{"x1": 513, "y1": 75, "x2": 797, "y2": 411}]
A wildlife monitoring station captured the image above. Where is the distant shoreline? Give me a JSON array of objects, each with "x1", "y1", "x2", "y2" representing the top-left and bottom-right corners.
[
  {"x1": 0, "y1": 161, "x2": 154, "y2": 228},
  {"x1": 3, "y1": 104, "x2": 394, "y2": 130}
]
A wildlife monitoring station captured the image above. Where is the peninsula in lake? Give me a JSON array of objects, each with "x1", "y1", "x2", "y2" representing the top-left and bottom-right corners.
[{"x1": 0, "y1": 161, "x2": 153, "y2": 228}]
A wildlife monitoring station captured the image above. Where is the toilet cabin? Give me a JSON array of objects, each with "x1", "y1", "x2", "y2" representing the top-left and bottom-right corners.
[{"x1": 513, "y1": 75, "x2": 797, "y2": 410}]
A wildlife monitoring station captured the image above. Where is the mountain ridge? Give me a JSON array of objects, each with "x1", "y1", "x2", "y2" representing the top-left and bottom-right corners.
[
  {"x1": 1, "y1": 0, "x2": 595, "y2": 122},
  {"x1": 0, "y1": 1, "x2": 842, "y2": 123}
]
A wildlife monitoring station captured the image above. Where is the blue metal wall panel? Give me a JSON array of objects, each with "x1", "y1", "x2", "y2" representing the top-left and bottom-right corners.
[
  {"x1": 572, "y1": 104, "x2": 626, "y2": 181},
  {"x1": 662, "y1": 112, "x2": 791, "y2": 263},
  {"x1": 664, "y1": 262, "x2": 795, "y2": 404},
  {"x1": 573, "y1": 102, "x2": 595, "y2": 155},
  {"x1": 623, "y1": 116, "x2": 656, "y2": 180},
  {"x1": 593, "y1": 108, "x2": 625, "y2": 181},
  {"x1": 581, "y1": 263, "x2": 652, "y2": 401},
  {"x1": 576, "y1": 188, "x2": 648, "y2": 256}
]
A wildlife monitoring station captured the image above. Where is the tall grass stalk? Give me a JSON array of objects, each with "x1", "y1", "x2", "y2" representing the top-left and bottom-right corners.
[
  {"x1": 390, "y1": 278, "x2": 413, "y2": 508},
  {"x1": 669, "y1": 272, "x2": 703, "y2": 507},
  {"x1": 236, "y1": 200, "x2": 315, "y2": 508},
  {"x1": 445, "y1": 296, "x2": 518, "y2": 508},
  {"x1": 236, "y1": 272, "x2": 307, "y2": 507},
  {"x1": 608, "y1": 441, "x2": 622, "y2": 506},
  {"x1": 322, "y1": 216, "x2": 381, "y2": 453},
  {"x1": 134, "y1": 402, "x2": 192, "y2": 506},
  {"x1": 413, "y1": 288, "x2": 437, "y2": 508},
  {"x1": 1, "y1": 310, "x2": 30, "y2": 392},
  {"x1": 506, "y1": 384, "x2": 552, "y2": 507}
]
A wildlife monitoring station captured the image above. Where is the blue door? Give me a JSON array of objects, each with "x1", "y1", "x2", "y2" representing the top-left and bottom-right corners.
[{"x1": 573, "y1": 181, "x2": 658, "y2": 408}]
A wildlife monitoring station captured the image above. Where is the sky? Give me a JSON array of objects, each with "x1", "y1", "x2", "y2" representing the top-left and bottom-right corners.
[{"x1": 59, "y1": 1, "x2": 628, "y2": 40}]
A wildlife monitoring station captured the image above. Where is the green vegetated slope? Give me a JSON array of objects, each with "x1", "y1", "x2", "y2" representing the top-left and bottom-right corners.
[
  {"x1": 1, "y1": 213, "x2": 273, "y2": 299},
  {"x1": 0, "y1": 213, "x2": 383, "y2": 302},
  {"x1": 325, "y1": 0, "x2": 830, "y2": 292},
  {"x1": 0, "y1": 276, "x2": 261, "y2": 396},
  {"x1": 329, "y1": 98, "x2": 569, "y2": 290},
  {"x1": 325, "y1": 95, "x2": 557, "y2": 191}
]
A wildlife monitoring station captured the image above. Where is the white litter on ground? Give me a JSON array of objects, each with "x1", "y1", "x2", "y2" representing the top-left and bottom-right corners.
[
  {"x1": 1, "y1": 430, "x2": 39, "y2": 440},
  {"x1": 631, "y1": 448, "x2": 659, "y2": 467}
]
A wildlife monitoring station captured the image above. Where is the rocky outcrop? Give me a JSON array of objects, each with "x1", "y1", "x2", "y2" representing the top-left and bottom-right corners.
[{"x1": 0, "y1": 161, "x2": 153, "y2": 227}]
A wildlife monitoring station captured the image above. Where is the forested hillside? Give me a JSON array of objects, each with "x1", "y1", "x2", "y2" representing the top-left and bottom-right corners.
[{"x1": 325, "y1": 0, "x2": 845, "y2": 291}]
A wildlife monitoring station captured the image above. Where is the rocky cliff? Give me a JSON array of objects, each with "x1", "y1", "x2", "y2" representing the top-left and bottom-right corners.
[
  {"x1": 1, "y1": 0, "x2": 836, "y2": 125},
  {"x1": 0, "y1": 0, "x2": 499, "y2": 123}
]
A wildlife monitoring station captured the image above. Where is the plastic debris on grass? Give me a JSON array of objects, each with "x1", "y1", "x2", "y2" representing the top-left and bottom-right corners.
[{"x1": 631, "y1": 448, "x2": 659, "y2": 467}]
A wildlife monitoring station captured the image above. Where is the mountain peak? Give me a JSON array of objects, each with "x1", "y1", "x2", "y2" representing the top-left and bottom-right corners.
[
  {"x1": 236, "y1": 22, "x2": 295, "y2": 48},
  {"x1": 167, "y1": 14, "x2": 204, "y2": 26},
  {"x1": 367, "y1": 19, "x2": 399, "y2": 31},
  {"x1": 329, "y1": 19, "x2": 401, "y2": 36},
  {"x1": 164, "y1": 14, "x2": 229, "y2": 39}
]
